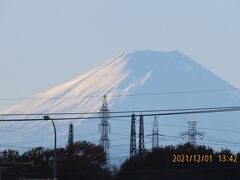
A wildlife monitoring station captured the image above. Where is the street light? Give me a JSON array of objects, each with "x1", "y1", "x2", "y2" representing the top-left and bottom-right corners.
[{"x1": 43, "y1": 114, "x2": 57, "y2": 180}]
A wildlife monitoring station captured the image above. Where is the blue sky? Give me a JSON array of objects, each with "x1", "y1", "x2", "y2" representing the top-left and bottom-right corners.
[{"x1": 0, "y1": 0, "x2": 240, "y2": 109}]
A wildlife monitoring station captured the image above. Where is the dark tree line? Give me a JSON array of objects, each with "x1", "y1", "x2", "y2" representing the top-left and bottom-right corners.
[
  {"x1": 1, "y1": 142, "x2": 240, "y2": 180},
  {"x1": 117, "y1": 143, "x2": 240, "y2": 180},
  {"x1": 0, "y1": 141, "x2": 111, "y2": 180}
]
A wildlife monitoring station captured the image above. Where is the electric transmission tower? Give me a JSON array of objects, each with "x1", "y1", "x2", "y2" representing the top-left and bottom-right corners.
[
  {"x1": 179, "y1": 121, "x2": 205, "y2": 147},
  {"x1": 130, "y1": 113, "x2": 137, "y2": 157},
  {"x1": 68, "y1": 122, "x2": 74, "y2": 145},
  {"x1": 99, "y1": 95, "x2": 111, "y2": 169},
  {"x1": 152, "y1": 116, "x2": 159, "y2": 149},
  {"x1": 139, "y1": 115, "x2": 145, "y2": 156}
]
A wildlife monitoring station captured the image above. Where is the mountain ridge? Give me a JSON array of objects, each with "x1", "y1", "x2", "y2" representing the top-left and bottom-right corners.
[{"x1": 1, "y1": 50, "x2": 240, "y2": 163}]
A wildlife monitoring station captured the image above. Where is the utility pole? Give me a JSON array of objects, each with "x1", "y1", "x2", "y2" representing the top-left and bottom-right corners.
[
  {"x1": 179, "y1": 121, "x2": 205, "y2": 147},
  {"x1": 138, "y1": 115, "x2": 145, "y2": 157},
  {"x1": 130, "y1": 113, "x2": 137, "y2": 157},
  {"x1": 68, "y1": 122, "x2": 74, "y2": 145},
  {"x1": 99, "y1": 95, "x2": 111, "y2": 169},
  {"x1": 152, "y1": 116, "x2": 159, "y2": 149}
]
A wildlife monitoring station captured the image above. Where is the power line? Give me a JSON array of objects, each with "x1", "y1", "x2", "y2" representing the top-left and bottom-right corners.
[
  {"x1": 2, "y1": 106, "x2": 240, "y2": 122},
  {"x1": 0, "y1": 144, "x2": 34, "y2": 150},
  {"x1": 2, "y1": 105, "x2": 240, "y2": 116},
  {"x1": 158, "y1": 123, "x2": 240, "y2": 133},
  {"x1": 0, "y1": 122, "x2": 239, "y2": 137},
  {"x1": 159, "y1": 137, "x2": 240, "y2": 148},
  {"x1": 0, "y1": 87, "x2": 239, "y2": 101}
]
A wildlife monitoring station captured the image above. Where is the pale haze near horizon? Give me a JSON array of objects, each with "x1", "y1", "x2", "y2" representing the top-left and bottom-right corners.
[{"x1": 0, "y1": 0, "x2": 240, "y2": 110}]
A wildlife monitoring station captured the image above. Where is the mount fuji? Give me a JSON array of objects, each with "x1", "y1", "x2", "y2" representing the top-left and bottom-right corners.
[{"x1": 1, "y1": 50, "x2": 240, "y2": 164}]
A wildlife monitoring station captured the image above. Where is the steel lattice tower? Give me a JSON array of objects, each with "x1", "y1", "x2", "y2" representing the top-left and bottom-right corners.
[
  {"x1": 152, "y1": 116, "x2": 159, "y2": 149},
  {"x1": 68, "y1": 122, "x2": 74, "y2": 145},
  {"x1": 138, "y1": 115, "x2": 145, "y2": 156},
  {"x1": 130, "y1": 113, "x2": 137, "y2": 157},
  {"x1": 179, "y1": 121, "x2": 205, "y2": 147},
  {"x1": 99, "y1": 95, "x2": 110, "y2": 169}
]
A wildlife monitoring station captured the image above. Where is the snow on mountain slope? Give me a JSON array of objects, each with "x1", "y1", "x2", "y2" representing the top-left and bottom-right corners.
[
  {"x1": 1, "y1": 50, "x2": 240, "y2": 164},
  {"x1": 1, "y1": 52, "x2": 130, "y2": 116}
]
